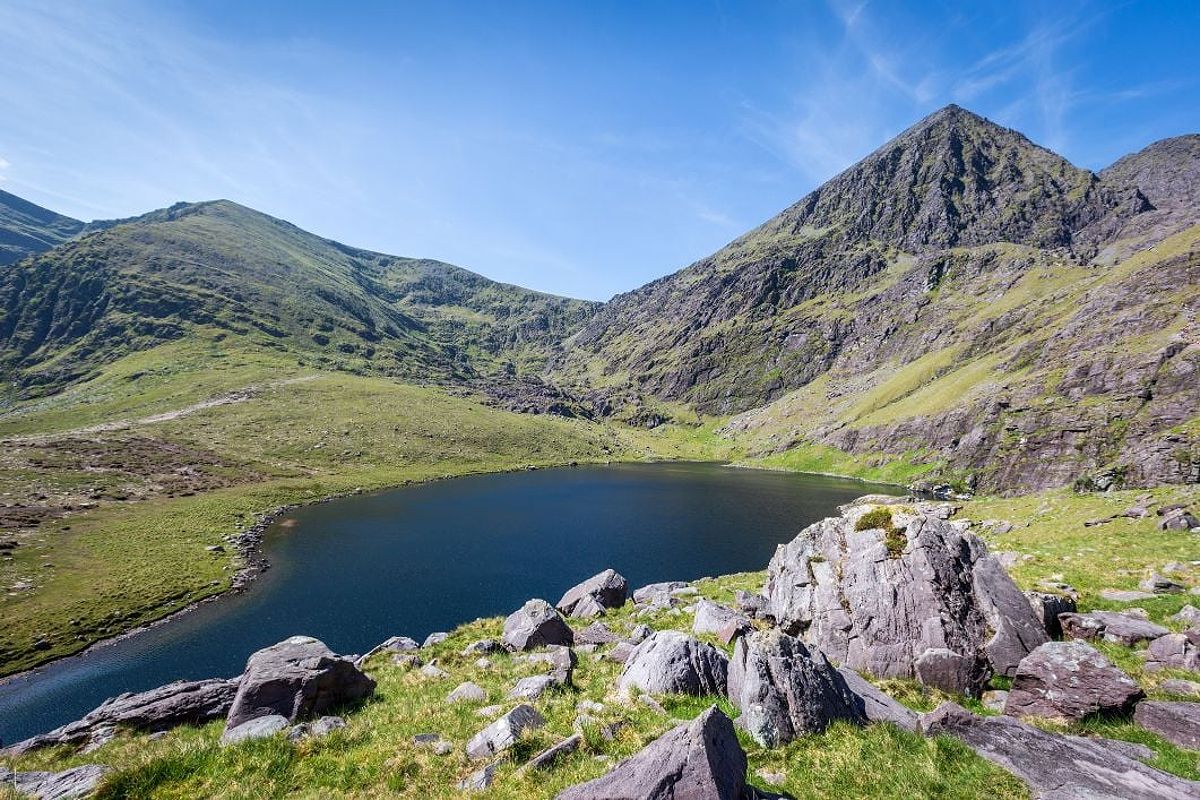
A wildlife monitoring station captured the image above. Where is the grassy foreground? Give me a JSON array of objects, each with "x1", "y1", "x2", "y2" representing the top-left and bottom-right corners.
[{"x1": 0, "y1": 338, "x2": 738, "y2": 676}]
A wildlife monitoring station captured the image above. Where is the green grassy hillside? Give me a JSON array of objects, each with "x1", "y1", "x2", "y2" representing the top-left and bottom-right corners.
[{"x1": 0, "y1": 189, "x2": 85, "y2": 267}]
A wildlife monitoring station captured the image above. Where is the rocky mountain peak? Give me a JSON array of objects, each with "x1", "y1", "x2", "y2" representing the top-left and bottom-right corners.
[
  {"x1": 1102, "y1": 133, "x2": 1200, "y2": 210},
  {"x1": 769, "y1": 103, "x2": 1103, "y2": 252}
]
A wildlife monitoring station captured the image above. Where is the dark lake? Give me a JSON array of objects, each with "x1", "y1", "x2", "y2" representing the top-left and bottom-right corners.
[{"x1": 0, "y1": 462, "x2": 896, "y2": 743}]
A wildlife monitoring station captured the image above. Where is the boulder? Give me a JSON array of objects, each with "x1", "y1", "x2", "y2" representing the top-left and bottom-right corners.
[
  {"x1": 501, "y1": 599, "x2": 574, "y2": 651},
  {"x1": 1142, "y1": 633, "x2": 1200, "y2": 672},
  {"x1": 356, "y1": 635, "x2": 419, "y2": 665},
  {"x1": 1058, "y1": 611, "x2": 1169, "y2": 646},
  {"x1": 556, "y1": 569, "x2": 628, "y2": 617},
  {"x1": 632, "y1": 581, "x2": 688, "y2": 606},
  {"x1": 920, "y1": 701, "x2": 1199, "y2": 800},
  {"x1": 466, "y1": 704, "x2": 545, "y2": 760},
  {"x1": 1099, "y1": 589, "x2": 1157, "y2": 602},
  {"x1": 914, "y1": 647, "x2": 988, "y2": 695},
  {"x1": 1170, "y1": 605, "x2": 1200, "y2": 626},
  {"x1": 575, "y1": 622, "x2": 619, "y2": 646},
  {"x1": 734, "y1": 590, "x2": 767, "y2": 618},
  {"x1": 286, "y1": 715, "x2": 345, "y2": 742},
  {"x1": 1134, "y1": 701, "x2": 1200, "y2": 749},
  {"x1": 522, "y1": 734, "x2": 582, "y2": 771},
  {"x1": 1162, "y1": 678, "x2": 1200, "y2": 697},
  {"x1": 448, "y1": 682, "x2": 487, "y2": 703},
  {"x1": 1139, "y1": 573, "x2": 1186, "y2": 594},
  {"x1": 519, "y1": 644, "x2": 576, "y2": 684},
  {"x1": 4, "y1": 765, "x2": 109, "y2": 800},
  {"x1": 555, "y1": 707, "x2": 747, "y2": 800},
  {"x1": 616, "y1": 630, "x2": 728, "y2": 697},
  {"x1": 1004, "y1": 641, "x2": 1144, "y2": 721},
  {"x1": 509, "y1": 675, "x2": 556, "y2": 700},
  {"x1": 7, "y1": 677, "x2": 239, "y2": 754},
  {"x1": 836, "y1": 667, "x2": 919, "y2": 732},
  {"x1": 727, "y1": 629, "x2": 866, "y2": 746},
  {"x1": 221, "y1": 714, "x2": 290, "y2": 745},
  {"x1": 1025, "y1": 591, "x2": 1076, "y2": 638},
  {"x1": 692, "y1": 599, "x2": 751, "y2": 638},
  {"x1": 1159, "y1": 510, "x2": 1200, "y2": 531},
  {"x1": 225, "y1": 635, "x2": 376, "y2": 730},
  {"x1": 763, "y1": 509, "x2": 1046, "y2": 691},
  {"x1": 458, "y1": 763, "x2": 498, "y2": 792},
  {"x1": 422, "y1": 632, "x2": 448, "y2": 648}
]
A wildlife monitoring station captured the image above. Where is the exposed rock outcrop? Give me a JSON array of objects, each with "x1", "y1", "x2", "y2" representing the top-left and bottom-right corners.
[
  {"x1": 2, "y1": 764, "x2": 109, "y2": 800},
  {"x1": 466, "y1": 704, "x2": 545, "y2": 760},
  {"x1": 8, "y1": 677, "x2": 239, "y2": 754},
  {"x1": 1142, "y1": 632, "x2": 1200, "y2": 672},
  {"x1": 727, "y1": 629, "x2": 866, "y2": 746},
  {"x1": 502, "y1": 599, "x2": 575, "y2": 651},
  {"x1": 1025, "y1": 591, "x2": 1076, "y2": 638},
  {"x1": 556, "y1": 569, "x2": 628, "y2": 618},
  {"x1": 836, "y1": 667, "x2": 919, "y2": 732},
  {"x1": 616, "y1": 630, "x2": 728, "y2": 697},
  {"x1": 1134, "y1": 701, "x2": 1200, "y2": 749},
  {"x1": 1058, "y1": 611, "x2": 1169, "y2": 646},
  {"x1": 764, "y1": 507, "x2": 1045, "y2": 693},
  {"x1": 921, "y1": 701, "x2": 1200, "y2": 800},
  {"x1": 556, "y1": 707, "x2": 748, "y2": 800},
  {"x1": 225, "y1": 635, "x2": 375, "y2": 731},
  {"x1": 1003, "y1": 641, "x2": 1144, "y2": 721}
]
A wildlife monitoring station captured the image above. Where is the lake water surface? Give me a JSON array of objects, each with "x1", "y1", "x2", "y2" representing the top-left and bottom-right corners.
[{"x1": 1, "y1": 462, "x2": 896, "y2": 742}]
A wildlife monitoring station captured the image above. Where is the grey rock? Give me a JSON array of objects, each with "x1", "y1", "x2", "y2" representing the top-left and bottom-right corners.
[
  {"x1": 982, "y1": 690, "x2": 1009, "y2": 712},
  {"x1": 915, "y1": 647, "x2": 988, "y2": 695},
  {"x1": 606, "y1": 641, "x2": 635, "y2": 664},
  {"x1": 7, "y1": 677, "x2": 239, "y2": 754},
  {"x1": 734, "y1": 590, "x2": 768, "y2": 618},
  {"x1": 462, "y1": 639, "x2": 503, "y2": 656},
  {"x1": 836, "y1": 667, "x2": 919, "y2": 732},
  {"x1": 1170, "y1": 605, "x2": 1200, "y2": 626},
  {"x1": 392, "y1": 653, "x2": 422, "y2": 669},
  {"x1": 555, "y1": 707, "x2": 747, "y2": 800},
  {"x1": 448, "y1": 682, "x2": 487, "y2": 703},
  {"x1": 764, "y1": 510, "x2": 1046, "y2": 691},
  {"x1": 1142, "y1": 633, "x2": 1200, "y2": 671},
  {"x1": 1059, "y1": 611, "x2": 1169, "y2": 646},
  {"x1": 1161, "y1": 679, "x2": 1200, "y2": 697},
  {"x1": 476, "y1": 704, "x2": 503, "y2": 717},
  {"x1": 1139, "y1": 573, "x2": 1186, "y2": 594},
  {"x1": 6, "y1": 765, "x2": 109, "y2": 800},
  {"x1": 616, "y1": 630, "x2": 728, "y2": 697},
  {"x1": 727, "y1": 629, "x2": 866, "y2": 746},
  {"x1": 221, "y1": 714, "x2": 290, "y2": 745},
  {"x1": 419, "y1": 663, "x2": 449, "y2": 679},
  {"x1": 692, "y1": 599, "x2": 750, "y2": 640},
  {"x1": 576, "y1": 622, "x2": 619, "y2": 645},
  {"x1": 921, "y1": 701, "x2": 1199, "y2": 800},
  {"x1": 225, "y1": 635, "x2": 375, "y2": 731},
  {"x1": 522, "y1": 734, "x2": 582, "y2": 771},
  {"x1": 466, "y1": 704, "x2": 545, "y2": 760},
  {"x1": 557, "y1": 569, "x2": 628, "y2": 617},
  {"x1": 632, "y1": 581, "x2": 689, "y2": 606},
  {"x1": 286, "y1": 715, "x2": 346, "y2": 742},
  {"x1": 1025, "y1": 591, "x2": 1076, "y2": 638},
  {"x1": 502, "y1": 599, "x2": 574, "y2": 651},
  {"x1": 509, "y1": 675, "x2": 556, "y2": 700},
  {"x1": 1004, "y1": 641, "x2": 1144, "y2": 721},
  {"x1": 458, "y1": 762, "x2": 498, "y2": 792},
  {"x1": 422, "y1": 632, "x2": 448, "y2": 648},
  {"x1": 1134, "y1": 701, "x2": 1200, "y2": 749},
  {"x1": 1160, "y1": 510, "x2": 1200, "y2": 531},
  {"x1": 356, "y1": 635, "x2": 419, "y2": 665},
  {"x1": 627, "y1": 624, "x2": 653, "y2": 644}
]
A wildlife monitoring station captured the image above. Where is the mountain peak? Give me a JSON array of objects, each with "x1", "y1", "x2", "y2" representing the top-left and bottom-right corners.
[{"x1": 771, "y1": 104, "x2": 1101, "y2": 252}]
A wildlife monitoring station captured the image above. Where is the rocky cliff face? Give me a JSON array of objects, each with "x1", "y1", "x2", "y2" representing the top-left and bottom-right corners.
[{"x1": 552, "y1": 106, "x2": 1200, "y2": 492}]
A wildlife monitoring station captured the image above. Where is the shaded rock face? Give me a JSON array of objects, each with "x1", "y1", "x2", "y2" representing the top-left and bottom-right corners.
[
  {"x1": 616, "y1": 631, "x2": 728, "y2": 697},
  {"x1": 764, "y1": 509, "x2": 1045, "y2": 693},
  {"x1": 1059, "y1": 611, "x2": 1169, "y2": 646},
  {"x1": 1025, "y1": 591, "x2": 1076, "y2": 639},
  {"x1": 556, "y1": 569, "x2": 628, "y2": 618},
  {"x1": 727, "y1": 630, "x2": 866, "y2": 746},
  {"x1": 225, "y1": 636, "x2": 376, "y2": 731},
  {"x1": 921, "y1": 701, "x2": 1200, "y2": 800},
  {"x1": 1134, "y1": 701, "x2": 1200, "y2": 749},
  {"x1": 8, "y1": 678, "x2": 239, "y2": 754},
  {"x1": 835, "y1": 667, "x2": 919, "y2": 732},
  {"x1": 1004, "y1": 641, "x2": 1144, "y2": 721},
  {"x1": 502, "y1": 599, "x2": 575, "y2": 651},
  {"x1": 555, "y1": 707, "x2": 748, "y2": 800}
]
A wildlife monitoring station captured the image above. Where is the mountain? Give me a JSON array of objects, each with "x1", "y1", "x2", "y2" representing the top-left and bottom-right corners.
[
  {"x1": 550, "y1": 105, "x2": 1200, "y2": 492},
  {"x1": 0, "y1": 189, "x2": 85, "y2": 266},
  {"x1": 0, "y1": 199, "x2": 597, "y2": 397}
]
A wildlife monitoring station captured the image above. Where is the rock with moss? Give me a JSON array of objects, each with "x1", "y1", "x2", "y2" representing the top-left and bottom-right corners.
[{"x1": 764, "y1": 507, "x2": 1046, "y2": 693}]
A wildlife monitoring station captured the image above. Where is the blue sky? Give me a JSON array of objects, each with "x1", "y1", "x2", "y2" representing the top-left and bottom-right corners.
[{"x1": 0, "y1": 1, "x2": 1196, "y2": 299}]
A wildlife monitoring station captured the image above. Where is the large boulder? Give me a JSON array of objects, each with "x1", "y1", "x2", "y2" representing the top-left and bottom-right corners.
[
  {"x1": 556, "y1": 707, "x2": 747, "y2": 800},
  {"x1": 1004, "y1": 641, "x2": 1144, "y2": 721},
  {"x1": 8, "y1": 678, "x2": 239, "y2": 754},
  {"x1": 225, "y1": 635, "x2": 375, "y2": 731},
  {"x1": 1058, "y1": 611, "x2": 1169, "y2": 646},
  {"x1": 727, "y1": 629, "x2": 866, "y2": 746},
  {"x1": 920, "y1": 701, "x2": 1200, "y2": 800},
  {"x1": 692, "y1": 599, "x2": 751, "y2": 639},
  {"x1": 763, "y1": 507, "x2": 1046, "y2": 692},
  {"x1": 465, "y1": 704, "x2": 545, "y2": 760},
  {"x1": 556, "y1": 569, "x2": 628, "y2": 618},
  {"x1": 501, "y1": 599, "x2": 574, "y2": 651},
  {"x1": 1142, "y1": 633, "x2": 1200, "y2": 672},
  {"x1": 1134, "y1": 701, "x2": 1200, "y2": 749},
  {"x1": 616, "y1": 630, "x2": 728, "y2": 697}
]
